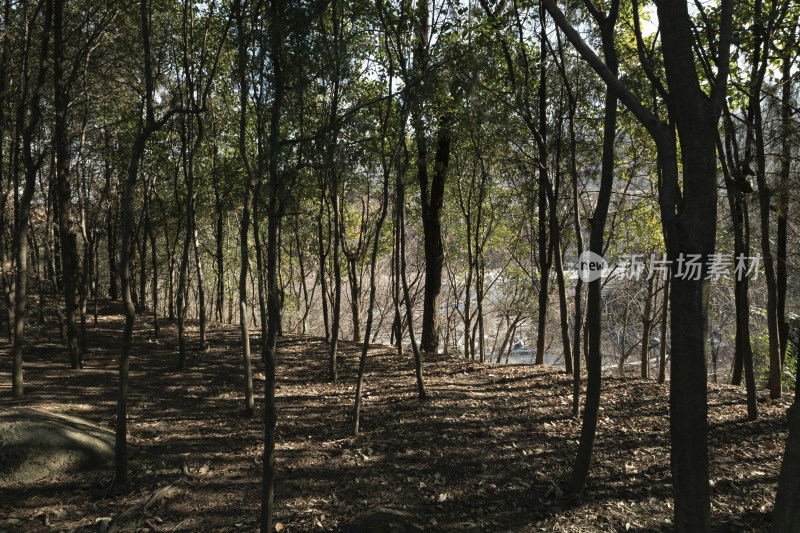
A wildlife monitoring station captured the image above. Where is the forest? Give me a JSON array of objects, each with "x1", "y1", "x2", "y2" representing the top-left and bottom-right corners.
[{"x1": 0, "y1": 0, "x2": 798, "y2": 531}]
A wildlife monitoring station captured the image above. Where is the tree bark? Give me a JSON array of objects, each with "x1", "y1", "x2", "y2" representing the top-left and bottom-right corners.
[
  {"x1": 412, "y1": 0, "x2": 450, "y2": 356},
  {"x1": 719, "y1": 124, "x2": 757, "y2": 419},
  {"x1": 567, "y1": 0, "x2": 619, "y2": 493},
  {"x1": 543, "y1": 2, "x2": 732, "y2": 528},
  {"x1": 260, "y1": 0, "x2": 286, "y2": 528},
  {"x1": 116, "y1": 0, "x2": 183, "y2": 487},
  {"x1": 640, "y1": 275, "x2": 655, "y2": 379},
  {"x1": 353, "y1": 76, "x2": 393, "y2": 435},
  {"x1": 53, "y1": 0, "x2": 82, "y2": 369},
  {"x1": 234, "y1": 0, "x2": 255, "y2": 417},
  {"x1": 776, "y1": 52, "x2": 791, "y2": 366},
  {"x1": 773, "y1": 402, "x2": 800, "y2": 532},
  {"x1": 657, "y1": 272, "x2": 670, "y2": 384},
  {"x1": 13, "y1": 0, "x2": 52, "y2": 397}
]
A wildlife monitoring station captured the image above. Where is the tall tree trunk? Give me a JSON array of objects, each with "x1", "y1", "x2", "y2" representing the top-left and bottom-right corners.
[
  {"x1": 719, "y1": 124, "x2": 757, "y2": 419},
  {"x1": 412, "y1": 0, "x2": 450, "y2": 356},
  {"x1": 191, "y1": 202, "x2": 207, "y2": 349},
  {"x1": 144, "y1": 179, "x2": 159, "y2": 338},
  {"x1": 116, "y1": 0, "x2": 183, "y2": 486},
  {"x1": 212, "y1": 142, "x2": 225, "y2": 324},
  {"x1": 640, "y1": 275, "x2": 655, "y2": 379},
  {"x1": 13, "y1": 0, "x2": 52, "y2": 397},
  {"x1": 234, "y1": 0, "x2": 255, "y2": 417},
  {"x1": 419, "y1": 114, "x2": 450, "y2": 355},
  {"x1": 347, "y1": 256, "x2": 361, "y2": 342},
  {"x1": 107, "y1": 211, "x2": 119, "y2": 300},
  {"x1": 177, "y1": 214, "x2": 190, "y2": 369},
  {"x1": 773, "y1": 399, "x2": 800, "y2": 532},
  {"x1": 550, "y1": 199, "x2": 571, "y2": 374},
  {"x1": 754, "y1": 105, "x2": 781, "y2": 399},
  {"x1": 329, "y1": 165, "x2": 342, "y2": 382},
  {"x1": 317, "y1": 186, "x2": 331, "y2": 342},
  {"x1": 53, "y1": 0, "x2": 81, "y2": 369},
  {"x1": 261, "y1": 0, "x2": 286, "y2": 527},
  {"x1": 567, "y1": 2, "x2": 618, "y2": 493},
  {"x1": 776, "y1": 52, "x2": 791, "y2": 366},
  {"x1": 657, "y1": 272, "x2": 670, "y2": 384},
  {"x1": 568, "y1": 88, "x2": 583, "y2": 417},
  {"x1": 137, "y1": 214, "x2": 147, "y2": 314},
  {"x1": 0, "y1": 0, "x2": 12, "y2": 343},
  {"x1": 745, "y1": 0, "x2": 781, "y2": 399},
  {"x1": 399, "y1": 175, "x2": 428, "y2": 400},
  {"x1": 353, "y1": 78, "x2": 393, "y2": 435},
  {"x1": 534, "y1": 5, "x2": 550, "y2": 366}
]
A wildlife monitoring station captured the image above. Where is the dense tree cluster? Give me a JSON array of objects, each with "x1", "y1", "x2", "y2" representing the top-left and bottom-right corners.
[{"x1": 1, "y1": 0, "x2": 798, "y2": 530}]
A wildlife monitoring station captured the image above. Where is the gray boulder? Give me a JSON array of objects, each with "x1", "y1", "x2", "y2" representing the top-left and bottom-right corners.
[
  {"x1": 340, "y1": 508, "x2": 424, "y2": 533},
  {"x1": 0, "y1": 408, "x2": 115, "y2": 483}
]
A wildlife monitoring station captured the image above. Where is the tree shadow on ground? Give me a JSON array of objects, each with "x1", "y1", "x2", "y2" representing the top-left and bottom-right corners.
[{"x1": 0, "y1": 303, "x2": 791, "y2": 532}]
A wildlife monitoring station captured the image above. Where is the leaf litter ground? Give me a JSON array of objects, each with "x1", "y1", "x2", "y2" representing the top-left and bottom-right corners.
[{"x1": 0, "y1": 304, "x2": 791, "y2": 532}]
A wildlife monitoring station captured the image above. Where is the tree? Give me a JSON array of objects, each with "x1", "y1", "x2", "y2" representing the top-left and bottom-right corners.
[
  {"x1": 115, "y1": 0, "x2": 187, "y2": 487},
  {"x1": 543, "y1": 0, "x2": 733, "y2": 529},
  {"x1": 411, "y1": 0, "x2": 452, "y2": 356},
  {"x1": 234, "y1": 0, "x2": 255, "y2": 418},
  {"x1": 12, "y1": 0, "x2": 53, "y2": 398}
]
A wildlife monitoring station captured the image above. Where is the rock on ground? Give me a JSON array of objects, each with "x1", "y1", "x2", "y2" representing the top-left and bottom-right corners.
[
  {"x1": 0, "y1": 408, "x2": 115, "y2": 484},
  {"x1": 340, "y1": 508, "x2": 424, "y2": 533}
]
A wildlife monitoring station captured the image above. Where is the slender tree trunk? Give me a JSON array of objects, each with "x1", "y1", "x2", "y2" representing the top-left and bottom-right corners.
[
  {"x1": 12, "y1": 0, "x2": 52, "y2": 397},
  {"x1": 773, "y1": 399, "x2": 800, "y2": 532},
  {"x1": 719, "y1": 126, "x2": 757, "y2": 418},
  {"x1": 535, "y1": 7, "x2": 550, "y2": 366},
  {"x1": 657, "y1": 272, "x2": 669, "y2": 384},
  {"x1": 144, "y1": 180, "x2": 159, "y2": 338},
  {"x1": 0, "y1": 0, "x2": 11, "y2": 343},
  {"x1": 261, "y1": 0, "x2": 286, "y2": 527},
  {"x1": 329, "y1": 166, "x2": 342, "y2": 382},
  {"x1": 177, "y1": 216, "x2": 190, "y2": 369},
  {"x1": 640, "y1": 275, "x2": 654, "y2": 379},
  {"x1": 353, "y1": 82, "x2": 393, "y2": 435},
  {"x1": 192, "y1": 204, "x2": 207, "y2": 349},
  {"x1": 569, "y1": 8, "x2": 618, "y2": 493},
  {"x1": 237, "y1": 171, "x2": 256, "y2": 419},
  {"x1": 234, "y1": 0, "x2": 256, "y2": 417},
  {"x1": 213, "y1": 143, "x2": 225, "y2": 324},
  {"x1": 568, "y1": 92, "x2": 583, "y2": 417},
  {"x1": 776, "y1": 53, "x2": 791, "y2": 366},
  {"x1": 553, "y1": 221, "x2": 572, "y2": 374},
  {"x1": 347, "y1": 256, "x2": 361, "y2": 342},
  {"x1": 745, "y1": 0, "x2": 781, "y2": 400},
  {"x1": 107, "y1": 211, "x2": 119, "y2": 300},
  {"x1": 53, "y1": 0, "x2": 81, "y2": 369},
  {"x1": 476, "y1": 259, "x2": 485, "y2": 363},
  {"x1": 397, "y1": 155, "x2": 427, "y2": 400},
  {"x1": 116, "y1": 0, "x2": 174, "y2": 487},
  {"x1": 93, "y1": 234, "x2": 99, "y2": 323},
  {"x1": 754, "y1": 108, "x2": 781, "y2": 399},
  {"x1": 619, "y1": 300, "x2": 631, "y2": 376},
  {"x1": 253, "y1": 184, "x2": 268, "y2": 352},
  {"x1": 317, "y1": 187, "x2": 331, "y2": 341},
  {"x1": 137, "y1": 214, "x2": 147, "y2": 314},
  {"x1": 294, "y1": 216, "x2": 312, "y2": 334},
  {"x1": 411, "y1": 0, "x2": 451, "y2": 356}
]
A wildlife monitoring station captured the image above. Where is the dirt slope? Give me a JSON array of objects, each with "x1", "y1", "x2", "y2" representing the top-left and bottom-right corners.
[{"x1": 0, "y1": 305, "x2": 791, "y2": 532}]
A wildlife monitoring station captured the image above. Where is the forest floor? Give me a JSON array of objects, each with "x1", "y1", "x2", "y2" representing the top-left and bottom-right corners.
[{"x1": 0, "y1": 302, "x2": 792, "y2": 532}]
